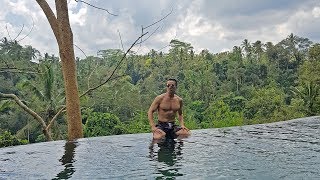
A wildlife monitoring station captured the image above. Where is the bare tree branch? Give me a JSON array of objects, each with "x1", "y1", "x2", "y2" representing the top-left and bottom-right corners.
[
  {"x1": 133, "y1": 10, "x2": 172, "y2": 53},
  {"x1": 74, "y1": 44, "x2": 88, "y2": 58},
  {"x1": 136, "y1": 26, "x2": 160, "y2": 45},
  {"x1": 157, "y1": 44, "x2": 170, "y2": 52},
  {"x1": 157, "y1": 34, "x2": 177, "y2": 52},
  {"x1": 117, "y1": 30, "x2": 125, "y2": 52},
  {"x1": 5, "y1": 24, "x2": 12, "y2": 41},
  {"x1": 79, "y1": 7, "x2": 172, "y2": 97},
  {"x1": 13, "y1": 24, "x2": 24, "y2": 41},
  {"x1": 17, "y1": 18, "x2": 35, "y2": 42},
  {"x1": 133, "y1": 25, "x2": 160, "y2": 54},
  {"x1": 87, "y1": 59, "x2": 99, "y2": 89},
  {"x1": 75, "y1": 0, "x2": 117, "y2": 16},
  {"x1": 80, "y1": 74, "x2": 128, "y2": 98},
  {"x1": 79, "y1": 32, "x2": 148, "y2": 97},
  {"x1": 46, "y1": 106, "x2": 66, "y2": 131},
  {"x1": 0, "y1": 70, "x2": 42, "y2": 74},
  {"x1": 143, "y1": 8, "x2": 173, "y2": 30},
  {"x1": 0, "y1": 67, "x2": 42, "y2": 74}
]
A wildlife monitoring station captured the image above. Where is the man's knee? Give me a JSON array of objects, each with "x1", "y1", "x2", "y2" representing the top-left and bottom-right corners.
[
  {"x1": 176, "y1": 129, "x2": 190, "y2": 136},
  {"x1": 153, "y1": 133, "x2": 166, "y2": 139}
]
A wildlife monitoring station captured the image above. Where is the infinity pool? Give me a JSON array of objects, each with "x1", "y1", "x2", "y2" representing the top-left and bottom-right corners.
[{"x1": 1, "y1": 116, "x2": 320, "y2": 179}]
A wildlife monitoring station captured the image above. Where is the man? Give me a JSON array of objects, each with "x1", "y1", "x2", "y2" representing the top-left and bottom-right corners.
[{"x1": 148, "y1": 78, "x2": 190, "y2": 139}]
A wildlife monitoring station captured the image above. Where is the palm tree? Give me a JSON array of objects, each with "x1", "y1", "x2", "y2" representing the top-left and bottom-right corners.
[
  {"x1": 17, "y1": 62, "x2": 65, "y2": 140},
  {"x1": 252, "y1": 40, "x2": 263, "y2": 61},
  {"x1": 292, "y1": 81, "x2": 320, "y2": 115},
  {"x1": 23, "y1": 45, "x2": 40, "y2": 61},
  {"x1": 279, "y1": 33, "x2": 312, "y2": 67},
  {"x1": 241, "y1": 39, "x2": 252, "y2": 58}
]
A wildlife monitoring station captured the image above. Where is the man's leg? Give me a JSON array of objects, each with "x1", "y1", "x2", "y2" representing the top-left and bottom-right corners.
[{"x1": 153, "y1": 128, "x2": 166, "y2": 140}]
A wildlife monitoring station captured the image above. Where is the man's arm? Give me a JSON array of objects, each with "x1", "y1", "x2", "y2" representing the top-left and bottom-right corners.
[
  {"x1": 148, "y1": 96, "x2": 160, "y2": 130},
  {"x1": 177, "y1": 98, "x2": 188, "y2": 130}
]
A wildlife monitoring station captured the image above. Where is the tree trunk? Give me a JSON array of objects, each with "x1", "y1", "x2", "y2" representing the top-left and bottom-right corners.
[{"x1": 37, "y1": 0, "x2": 83, "y2": 140}]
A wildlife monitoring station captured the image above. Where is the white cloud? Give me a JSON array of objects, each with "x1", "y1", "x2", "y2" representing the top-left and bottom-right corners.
[
  {"x1": 70, "y1": 7, "x2": 87, "y2": 26},
  {"x1": 8, "y1": 1, "x2": 30, "y2": 15},
  {"x1": 312, "y1": 7, "x2": 320, "y2": 18}
]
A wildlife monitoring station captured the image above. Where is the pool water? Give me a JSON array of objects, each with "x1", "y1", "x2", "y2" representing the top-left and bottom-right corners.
[{"x1": 1, "y1": 116, "x2": 320, "y2": 179}]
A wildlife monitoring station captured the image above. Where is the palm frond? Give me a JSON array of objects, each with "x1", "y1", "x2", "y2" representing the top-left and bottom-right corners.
[
  {"x1": 43, "y1": 64, "x2": 54, "y2": 101},
  {"x1": 19, "y1": 79, "x2": 45, "y2": 101},
  {"x1": 0, "y1": 100, "x2": 12, "y2": 112}
]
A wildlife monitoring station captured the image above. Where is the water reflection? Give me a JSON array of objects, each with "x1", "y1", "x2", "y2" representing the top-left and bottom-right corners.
[
  {"x1": 53, "y1": 141, "x2": 78, "y2": 180},
  {"x1": 149, "y1": 138, "x2": 184, "y2": 179}
]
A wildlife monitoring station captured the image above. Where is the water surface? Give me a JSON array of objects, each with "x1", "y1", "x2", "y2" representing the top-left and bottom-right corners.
[{"x1": 1, "y1": 116, "x2": 320, "y2": 179}]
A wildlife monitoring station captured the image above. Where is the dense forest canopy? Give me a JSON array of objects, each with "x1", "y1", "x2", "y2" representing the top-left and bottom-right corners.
[{"x1": 1, "y1": 33, "x2": 320, "y2": 147}]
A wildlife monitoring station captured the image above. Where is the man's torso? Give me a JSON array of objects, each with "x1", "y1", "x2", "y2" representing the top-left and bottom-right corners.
[{"x1": 157, "y1": 94, "x2": 181, "y2": 122}]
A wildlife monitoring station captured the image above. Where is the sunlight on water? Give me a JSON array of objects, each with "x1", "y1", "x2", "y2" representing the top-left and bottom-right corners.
[{"x1": 1, "y1": 116, "x2": 320, "y2": 179}]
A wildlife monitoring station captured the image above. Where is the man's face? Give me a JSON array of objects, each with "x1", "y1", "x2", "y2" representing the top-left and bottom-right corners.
[{"x1": 166, "y1": 80, "x2": 176, "y2": 93}]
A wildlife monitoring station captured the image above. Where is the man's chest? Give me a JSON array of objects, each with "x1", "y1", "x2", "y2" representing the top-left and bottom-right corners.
[{"x1": 159, "y1": 99, "x2": 180, "y2": 111}]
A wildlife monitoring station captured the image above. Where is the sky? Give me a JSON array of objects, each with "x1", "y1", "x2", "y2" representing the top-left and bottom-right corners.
[{"x1": 1, "y1": 0, "x2": 320, "y2": 59}]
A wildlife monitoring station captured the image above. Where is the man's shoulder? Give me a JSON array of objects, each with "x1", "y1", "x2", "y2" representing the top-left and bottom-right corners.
[
  {"x1": 174, "y1": 94, "x2": 183, "y2": 101},
  {"x1": 158, "y1": 93, "x2": 166, "y2": 97},
  {"x1": 175, "y1": 95, "x2": 182, "y2": 102},
  {"x1": 155, "y1": 94, "x2": 166, "y2": 100}
]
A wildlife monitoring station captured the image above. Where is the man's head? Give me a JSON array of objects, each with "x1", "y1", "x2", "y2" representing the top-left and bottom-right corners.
[{"x1": 166, "y1": 78, "x2": 177, "y2": 94}]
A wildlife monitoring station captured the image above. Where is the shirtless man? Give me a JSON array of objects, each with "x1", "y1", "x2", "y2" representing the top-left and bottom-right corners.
[{"x1": 148, "y1": 78, "x2": 190, "y2": 139}]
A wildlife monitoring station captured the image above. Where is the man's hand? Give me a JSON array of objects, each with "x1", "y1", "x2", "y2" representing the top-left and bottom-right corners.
[{"x1": 181, "y1": 125, "x2": 190, "y2": 131}]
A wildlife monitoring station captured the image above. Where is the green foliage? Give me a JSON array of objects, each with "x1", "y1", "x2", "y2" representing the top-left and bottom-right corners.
[
  {"x1": 0, "y1": 100, "x2": 12, "y2": 112},
  {"x1": 0, "y1": 131, "x2": 28, "y2": 148},
  {"x1": 189, "y1": 100, "x2": 206, "y2": 123},
  {"x1": 222, "y1": 94, "x2": 247, "y2": 112},
  {"x1": 83, "y1": 109, "x2": 128, "y2": 137},
  {"x1": 35, "y1": 134, "x2": 46, "y2": 143},
  {"x1": 291, "y1": 81, "x2": 320, "y2": 115},
  {"x1": 309, "y1": 43, "x2": 320, "y2": 61},
  {"x1": 184, "y1": 118, "x2": 200, "y2": 130},
  {"x1": 1, "y1": 34, "x2": 319, "y2": 141},
  {"x1": 126, "y1": 111, "x2": 150, "y2": 134},
  {"x1": 271, "y1": 99, "x2": 305, "y2": 122},
  {"x1": 183, "y1": 108, "x2": 201, "y2": 129},
  {"x1": 244, "y1": 87, "x2": 288, "y2": 124},
  {"x1": 299, "y1": 61, "x2": 320, "y2": 85},
  {"x1": 203, "y1": 100, "x2": 244, "y2": 128}
]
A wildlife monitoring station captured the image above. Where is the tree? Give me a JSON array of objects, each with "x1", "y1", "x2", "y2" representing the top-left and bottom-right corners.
[
  {"x1": 252, "y1": 40, "x2": 263, "y2": 61},
  {"x1": 0, "y1": 131, "x2": 28, "y2": 148},
  {"x1": 278, "y1": 33, "x2": 312, "y2": 68},
  {"x1": 292, "y1": 82, "x2": 320, "y2": 115},
  {"x1": 17, "y1": 62, "x2": 66, "y2": 139},
  {"x1": 244, "y1": 87, "x2": 286, "y2": 123},
  {"x1": 309, "y1": 43, "x2": 320, "y2": 61},
  {"x1": 36, "y1": 0, "x2": 83, "y2": 140},
  {"x1": 241, "y1": 39, "x2": 252, "y2": 61},
  {"x1": 203, "y1": 100, "x2": 243, "y2": 128},
  {"x1": 169, "y1": 39, "x2": 193, "y2": 52},
  {"x1": 83, "y1": 109, "x2": 127, "y2": 137}
]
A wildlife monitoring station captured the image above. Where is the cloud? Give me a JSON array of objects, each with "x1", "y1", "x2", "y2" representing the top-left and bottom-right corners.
[
  {"x1": 1, "y1": 0, "x2": 320, "y2": 59},
  {"x1": 312, "y1": 7, "x2": 320, "y2": 18},
  {"x1": 69, "y1": 6, "x2": 87, "y2": 26}
]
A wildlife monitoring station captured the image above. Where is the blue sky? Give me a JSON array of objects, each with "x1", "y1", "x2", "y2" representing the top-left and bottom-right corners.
[{"x1": 1, "y1": 0, "x2": 320, "y2": 58}]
